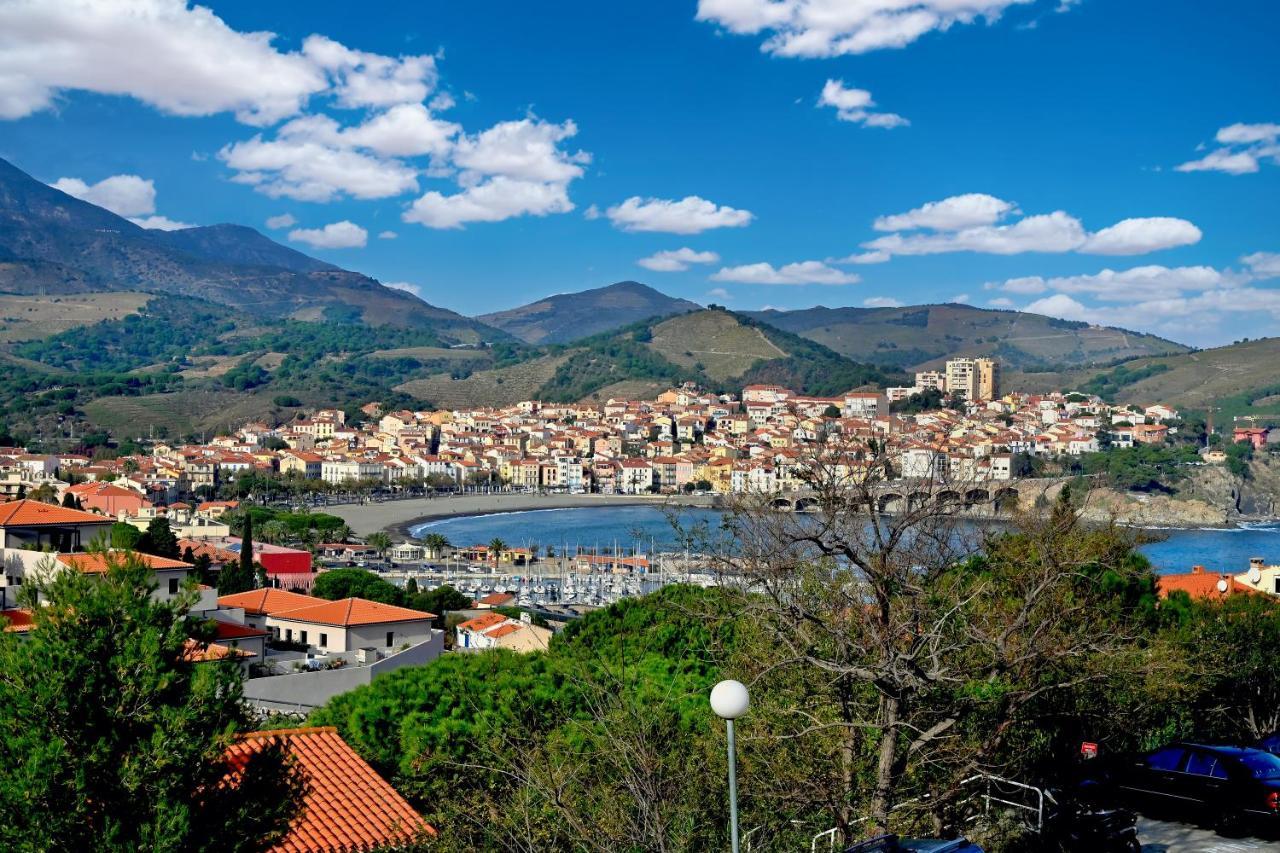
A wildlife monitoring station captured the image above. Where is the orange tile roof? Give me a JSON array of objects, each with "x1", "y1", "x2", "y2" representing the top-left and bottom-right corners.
[
  {"x1": 224, "y1": 727, "x2": 431, "y2": 853},
  {"x1": 458, "y1": 611, "x2": 508, "y2": 633},
  {"x1": 218, "y1": 588, "x2": 323, "y2": 616},
  {"x1": 272, "y1": 598, "x2": 435, "y2": 627},
  {"x1": 1157, "y1": 569, "x2": 1258, "y2": 600},
  {"x1": 1, "y1": 608, "x2": 34, "y2": 633},
  {"x1": 0, "y1": 499, "x2": 113, "y2": 527},
  {"x1": 59, "y1": 551, "x2": 191, "y2": 574},
  {"x1": 484, "y1": 623, "x2": 522, "y2": 639},
  {"x1": 213, "y1": 621, "x2": 269, "y2": 640}
]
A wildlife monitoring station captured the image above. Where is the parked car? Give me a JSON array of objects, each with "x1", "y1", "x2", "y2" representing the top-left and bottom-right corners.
[
  {"x1": 1256, "y1": 732, "x2": 1280, "y2": 755},
  {"x1": 843, "y1": 834, "x2": 982, "y2": 853},
  {"x1": 1093, "y1": 742, "x2": 1280, "y2": 834}
]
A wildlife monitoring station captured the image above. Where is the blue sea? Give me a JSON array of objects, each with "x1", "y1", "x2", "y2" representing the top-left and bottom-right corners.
[{"x1": 411, "y1": 506, "x2": 1280, "y2": 576}]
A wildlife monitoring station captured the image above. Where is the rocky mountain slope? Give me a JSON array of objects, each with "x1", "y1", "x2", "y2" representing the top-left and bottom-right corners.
[
  {"x1": 0, "y1": 156, "x2": 490, "y2": 335},
  {"x1": 477, "y1": 280, "x2": 700, "y2": 344}
]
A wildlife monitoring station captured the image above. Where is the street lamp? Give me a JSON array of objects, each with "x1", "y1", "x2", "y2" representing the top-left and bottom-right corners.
[{"x1": 711, "y1": 679, "x2": 749, "y2": 853}]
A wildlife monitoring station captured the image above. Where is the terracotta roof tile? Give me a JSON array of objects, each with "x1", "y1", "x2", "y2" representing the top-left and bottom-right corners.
[
  {"x1": 0, "y1": 499, "x2": 113, "y2": 527},
  {"x1": 458, "y1": 611, "x2": 508, "y2": 633},
  {"x1": 59, "y1": 551, "x2": 191, "y2": 575},
  {"x1": 225, "y1": 727, "x2": 431, "y2": 853},
  {"x1": 213, "y1": 621, "x2": 269, "y2": 640},
  {"x1": 218, "y1": 588, "x2": 323, "y2": 616},
  {"x1": 1157, "y1": 570, "x2": 1258, "y2": 600},
  {"x1": 1, "y1": 608, "x2": 34, "y2": 633},
  {"x1": 271, "y1": 598, "x2": 435, "y2": 627}
]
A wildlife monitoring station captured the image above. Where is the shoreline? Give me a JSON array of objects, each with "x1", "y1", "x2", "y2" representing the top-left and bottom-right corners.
[
  {"x1": 326, "y1": 493, "x2": 718, "y2": 539},
  {"x1": 325, "y1": 492, "x2": 1274, "y2": 541}
]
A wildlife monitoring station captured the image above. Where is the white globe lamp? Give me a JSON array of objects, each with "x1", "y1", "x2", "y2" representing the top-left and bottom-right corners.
[
  {"x1": 711, "y1": 679, "x2": 749, "y2": 853},
  {"x1": 711, "y1": 679, "x2": 750, "y2": 720}
]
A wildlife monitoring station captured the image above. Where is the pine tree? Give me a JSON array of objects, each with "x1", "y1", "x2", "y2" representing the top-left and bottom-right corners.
[{"x1": 0, "y1": 552, "x2": 301, "y2": 849}]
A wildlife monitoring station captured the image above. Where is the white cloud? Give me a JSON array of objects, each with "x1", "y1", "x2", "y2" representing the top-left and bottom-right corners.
[
  {"x1": 1244, "y1": 251, "x2": 1280, "y2": 278},
  {"x1": 266, "y1": 213, "x2": 297, "y2": 230},
  {"x1": 817, "y1": 79, "x2": 908, "y2": 129},
  {"x1": 987, "y1": 297, "x2": 1014, "y2": 307},
  {"x1": 874, "y1": 193, "x2": 1015, "y2": 232},
  {"x1": 52, "y1": 172, "x2": 192, "y2": 228},
  {"x1": 695, "y1": 0, "x2": 1041, "y2": 58},
  {"x1": 1176, "y1": 122, "x2": 1280, "y2": 175},
  {"x1": 300, "y1": 35, "x2": 437, "y2": 110},
  {"x1": 51, "y1": 174, "x2": 156, "y2": 218},
  {"x1": 340, "y1": 102, "x2": 459, "y2": 157},
  {"x1": 385, "y1": 281, "x2": 425, "y2": 298},
  {"x1": 1001, "y1": 254, "x2": 1280, "y2": 344},
  {"x1": 287, "y1": 220, "x2": 368, "y2": 249},
  {"x1": 402, "y1": 118, "x2": 588, "y2": 229},
  {"x1": 219, "y1": 117, "x2": 421, "y2": 201},
  {"x1": 605, "y1": 195, "x2": 754, "y2": 234},
  {"x1": 0, "y1": 0, "x2": 327, "y2": 124},
  {"x1": 404, "y1": 175, "x2": 573, "y2": 229},
  {"x1": 711, "y1": 260, "x2": 859, "y2": 285},
  {"x1": 378, "y1": 230, "x2": 398, "y2": 240},
  {"x1": 1079, "y1": 217, "x2": 1202, "y2": 255},
  {"x1": 706, "y1": 287, "x2": 733, "y2": 301},
  {"x1": 638, "y1": 248, "x2": 721, "y2": 272},
  {"x1": 130, "y1": 214, "x2": 192, "y2": 231},
  {"x1": 863, "y1": 296, "x2": 904, "y2": 307},
  {"x1": 865, "y1": 196, "x2": 1200, "y2": 259},
  {"x1": 995, "y1": 265, "x2": 1228, "y2": 301},
  {"x1": 867, "y1": 211, "x2": 1087, "y2": 255},
  {"x1": 830, "y1": 250, "x2": 891, "y2": 265},
  {"x1": 951, "y1": 293, "x2": 971, "y2": 303}
]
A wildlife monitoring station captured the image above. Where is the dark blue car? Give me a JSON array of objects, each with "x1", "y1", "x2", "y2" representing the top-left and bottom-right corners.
[{"x1": 1102, "y1": 742, "x2": 1280, "y2": 833}]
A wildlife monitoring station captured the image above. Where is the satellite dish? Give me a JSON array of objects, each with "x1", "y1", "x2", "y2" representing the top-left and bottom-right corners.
[
  {"x1": 1216, "y1": 578, "x2": 1229, "y2": 594},
  {"x1": 1250, "y1": 566, "x2": 1263, "y2": 584}
]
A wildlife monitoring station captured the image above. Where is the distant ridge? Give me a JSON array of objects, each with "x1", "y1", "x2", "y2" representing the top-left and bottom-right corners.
[
  {"x1": 744, "y1": 303, "x2": 1189, "y2": 372},
  {"x1": 478, "y1": 280, "x2": 701, "y2": 344},
  {"x1": 0, "y1": 156, "x2": 493, "y2": 337}
]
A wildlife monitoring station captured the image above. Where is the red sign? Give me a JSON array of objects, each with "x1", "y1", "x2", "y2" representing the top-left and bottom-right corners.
[{"x1": 1080, "y1": 741, "x2": 1099, "y2": 759}]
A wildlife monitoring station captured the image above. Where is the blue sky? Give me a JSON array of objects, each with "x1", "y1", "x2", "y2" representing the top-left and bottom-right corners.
[{"x1": 1, "y1": 0, "x2": 1277, "y2": 346}]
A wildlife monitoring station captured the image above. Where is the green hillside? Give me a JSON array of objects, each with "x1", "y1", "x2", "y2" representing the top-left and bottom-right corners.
[{"x1": 746, "y1": 303, "x2": 1188, "y2": 372}]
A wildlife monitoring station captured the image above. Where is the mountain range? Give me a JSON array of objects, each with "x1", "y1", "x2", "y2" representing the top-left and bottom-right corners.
[
  {"x1": 1, "y1": 153, "x2": 1273, "y2": 444},
  {"x1": 0, "y1": 157, "x2": 491, "y2": 341}
]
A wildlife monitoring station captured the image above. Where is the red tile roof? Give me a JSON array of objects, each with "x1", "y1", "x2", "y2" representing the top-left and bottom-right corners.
[
  {"x1": 0, "y1": 499, "x2": 113, "y2": 527},
  {"x1": 181, "y1": 639, "x2": 252, "y2": 662},
  {"x1": 457, "y1": 611, "x2": 508, "y2": 633},
  {"x1": 225, "y1": 727, "x2": 431, "y2": 853},
  {"x1": 218, "y1": 588, "x2": 322, "y2": 616},
  {"x1": 272, "y1": 598, "x2": 435, "y2": 627},
  {"x1": 213, "y1": 621, "x2": 269, "y2": 640},
  {"x1": 1, "y1": 608, "x2": 34, "y2": 633},
  {"x1": 59, "y1": 551, "x2": 191, "y2": 575},
  {"x1": 1157, "y1": 567, "x2": 1258, "y2": 600}
]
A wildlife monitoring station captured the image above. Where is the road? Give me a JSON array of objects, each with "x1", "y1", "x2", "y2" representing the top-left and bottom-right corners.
[{"x1": 1139, "y1": 816, "x2": 1279, "y2": 851}]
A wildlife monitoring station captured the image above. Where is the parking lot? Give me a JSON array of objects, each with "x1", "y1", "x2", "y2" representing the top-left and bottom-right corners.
[{"x1": 1139, "y1": 816, "x2": 1279, "y2": 851}]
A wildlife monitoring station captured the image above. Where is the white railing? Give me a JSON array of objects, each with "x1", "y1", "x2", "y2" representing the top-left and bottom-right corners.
[{"x1": 809, "y1": 773, "x2": 1048, "y2": 851}]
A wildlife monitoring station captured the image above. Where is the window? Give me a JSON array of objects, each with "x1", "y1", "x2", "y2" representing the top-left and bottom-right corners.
[
  {"x1": 285, "y1": 629, "x2": 293, "y2": 642},
  {"x1": 1146, "y1": 748, "x2": 1186, "y2": 772},
  {"x1": 319, "y1": 633, "x2": 328, "y2": 649},
  {"x1": 386, "y1": 631, "x2": 394, "y2": 647},
  {"x1": 300, "y1": 631, "x2": 308, "y2": 645},
  {"x1": 168, "y1": 578, "x2": 179, "y2": 595},
  {"x1": 1237, "y1": 751, "x2": 1280, "y2": 780},
  {"x1": 1185, "y1": 752, "x2": 1227, "y2": 779}
]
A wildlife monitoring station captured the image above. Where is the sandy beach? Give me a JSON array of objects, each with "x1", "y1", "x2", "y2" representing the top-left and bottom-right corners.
[{"x1": 326, "y1": 493, "x2": 717, "y2": 539}]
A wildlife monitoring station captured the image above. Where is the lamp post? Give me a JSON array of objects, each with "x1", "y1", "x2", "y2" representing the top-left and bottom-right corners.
[{"x1": 711, "y1": 679, "x2": 749, "y2": 853}]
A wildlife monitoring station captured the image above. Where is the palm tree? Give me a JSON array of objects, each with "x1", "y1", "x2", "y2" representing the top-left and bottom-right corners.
[
  {"x1": 487, "y1": 537, "x2": 508, "y2": 568},
  {"x1": 422, "y1": 533, "x2": 450, "y2": 560},
  {"x1": 366, "y1": 531, "x2": 392, "y2": 559}
]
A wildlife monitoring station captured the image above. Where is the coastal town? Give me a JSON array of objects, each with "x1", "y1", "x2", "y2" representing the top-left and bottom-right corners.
[
  {"x1": 1, "y1": 3, "x2": 1277, "y2": 846},
  {"x1": 3, "y1": 357, "x2": 1261, "y2": 511}
]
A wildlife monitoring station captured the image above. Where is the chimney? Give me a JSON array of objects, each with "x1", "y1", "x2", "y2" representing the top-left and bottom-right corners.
[
  {"x1": 1191, "y1": 565, "x2": 1204, "y2": 574},
  {"x1": 1251, "y1": 557, "x2": 1265, "y2": 569}
]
